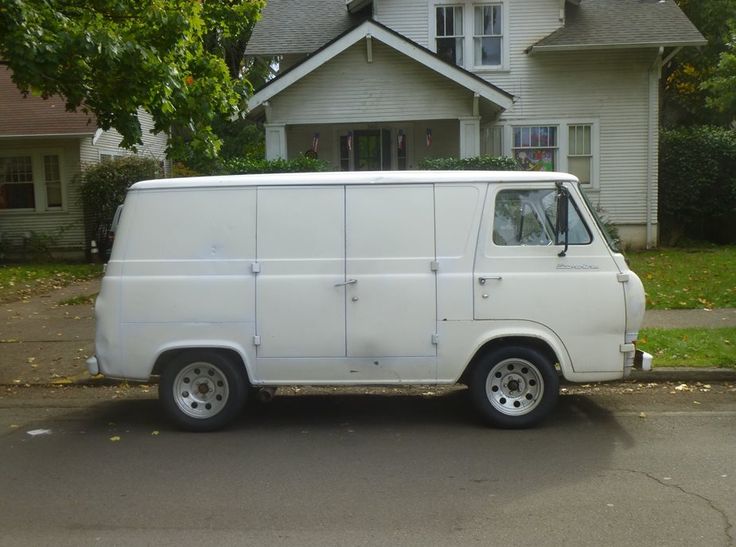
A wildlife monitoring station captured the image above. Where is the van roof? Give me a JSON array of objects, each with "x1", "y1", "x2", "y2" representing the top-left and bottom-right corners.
[{"x1": 129, "y1": 170, "x2": 579, "y2": 190}]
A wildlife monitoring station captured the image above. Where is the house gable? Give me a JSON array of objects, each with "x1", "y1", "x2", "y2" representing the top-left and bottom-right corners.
[{"x1": 248, "y1": 19, "x2": 514, "y2": 116}]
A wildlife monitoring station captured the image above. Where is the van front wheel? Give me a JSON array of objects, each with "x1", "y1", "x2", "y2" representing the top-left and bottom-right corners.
[
  {"x1": 160, "y1": 351, "x2": 248, "y2": 432},
  {"x1": 470, "y1": 346, "x2": 559, "y2": 428}
]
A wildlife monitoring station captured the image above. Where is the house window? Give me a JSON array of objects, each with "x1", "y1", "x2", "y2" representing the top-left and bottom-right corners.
[
  {"x1": 436, "y1": 5, "x2": 464, "y2": 65},
  {"x1": 44, "y1": 155, "x2": 62, "y2": 208},
  {"x1": 434, "y1": 2, "x2": 505, "y2": 69},
  {"x1": 0, "y1": 156, "x2": 35, "y2": 210},
  {"x1": 513, "y1": 126, "x2": 557, "y2": 171},
  {"x1": 568, "y1": 124, "x2": 592, "y2": 184},
  {"x1": 474, "y1": 4, "x2": 502, "y2": 66}
]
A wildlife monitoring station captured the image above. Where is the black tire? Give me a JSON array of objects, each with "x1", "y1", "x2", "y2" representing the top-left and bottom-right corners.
[
  {"x1": 469, "y1": 345, "x2": 559, "y2": 429},
  {"x1": 160, "y1": 350, "x2": 248, "y2": 432}
]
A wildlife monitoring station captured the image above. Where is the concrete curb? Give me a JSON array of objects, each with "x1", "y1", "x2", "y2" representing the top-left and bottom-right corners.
[{"x1": 629, "y1": 367, "x2": 736, "y2": 383}]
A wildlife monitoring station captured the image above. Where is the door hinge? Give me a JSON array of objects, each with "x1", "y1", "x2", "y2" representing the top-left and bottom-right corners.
[
  {"x1": 251, "y1": 262, "x2": 261, "y2": 273},
  {"x1": 431, "y1": 333, "x2": 439, "y2": 345},
  {"x1": 430, "y1": 260, "x2": 439, "y2": 272},
  {"x1": 253, "y1": 335, "x2": 261, "y2": 346},
  {"x1": 617, "y1": 273, "x2": 629, "y2": 283}
]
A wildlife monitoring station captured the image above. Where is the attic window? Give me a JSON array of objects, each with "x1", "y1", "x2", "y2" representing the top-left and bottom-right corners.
[
  {"x1": 434, "y1": 2, "x2": 505, "y2": 69},
  {"x1": 436, "y1": 6, "x2": 464, "y2": 65}
]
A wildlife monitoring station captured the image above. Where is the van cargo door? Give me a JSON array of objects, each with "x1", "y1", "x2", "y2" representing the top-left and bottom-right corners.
[
  {"x1": 345, "y1": 185, "x2": 437, "y2": 358},
  {"x1": 256, "y1": 187, "x2": 346, "y2": 358}
]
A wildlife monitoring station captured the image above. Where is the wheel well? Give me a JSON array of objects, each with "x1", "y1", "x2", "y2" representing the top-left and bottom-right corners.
[
  {"x1": 152, "y1": 347, "x2": 250, "y2": 383},
  {"x1": 459, "y1": 336, "x2": 560, "y2": 385}
]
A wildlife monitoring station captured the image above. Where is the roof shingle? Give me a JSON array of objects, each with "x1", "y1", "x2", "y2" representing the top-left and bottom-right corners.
[
  {"x1": 0, "y1": 68, "x2": 96, "y2": 137},
  {"x1": 531, "y1": 0, "x2": 707, "y2": 51},
  {"x1": 247, "y1": 0, "x2": 368, "y2": 55}
]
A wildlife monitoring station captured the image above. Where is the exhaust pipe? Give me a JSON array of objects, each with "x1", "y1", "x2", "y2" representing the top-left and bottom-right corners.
[{"x1": 257, "y1": 387, "x2": 277, "y2": 403}]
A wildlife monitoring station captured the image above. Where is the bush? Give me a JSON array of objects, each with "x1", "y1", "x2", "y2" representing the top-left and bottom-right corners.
[
  {"x1": 80, "y1": 156, "x2": 162, "y2": 257},
  {"x1": 219, "y1": 156, "x2": 330, "y2": 175},
  {"x1": 659, "y1": 126, "x2": 736, "y2": 245},
  {"x1": 418, "y1": 155, "x2": 519, "y2": 171}
]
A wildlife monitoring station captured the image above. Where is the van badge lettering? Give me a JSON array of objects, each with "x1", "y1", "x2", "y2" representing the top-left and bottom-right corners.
[{"x1": 556, "y1": 264, "x2": 599, "y2": 270}]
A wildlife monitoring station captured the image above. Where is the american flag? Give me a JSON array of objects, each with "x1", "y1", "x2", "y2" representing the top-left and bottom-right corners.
[
  {"x1": 426, "y1": 128, "x2": 432, "y2": 148},
  {"x1": 312, "y1": 132, "x2": 320, "y2": 153}
]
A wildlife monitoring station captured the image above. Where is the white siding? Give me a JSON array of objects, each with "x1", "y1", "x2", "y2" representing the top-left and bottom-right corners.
[
  {"x1": 79, "y1": 109, "x2": 169, "y2": 174},
  {"x1": 496, "y1": 49, "x2": 653, "y2": 224},
  {"x1": 374, "y1": 0, "x2": 657, "y2": 226},
  {"x1": 0, "y1": 138, "x2": 86, "y2": 251},
  {"x1": 375, "y1": 0, "x2": 431, "y2": 46},
  {"x1": 270, "y1": 40, "x2": 475, "y2": 124}
]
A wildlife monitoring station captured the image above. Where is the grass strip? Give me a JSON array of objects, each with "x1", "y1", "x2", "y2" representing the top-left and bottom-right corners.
[
  {"x1": 0, "y1": 264, "x2": 103, "y2": 303},
  {"x1": 626, "y1": 246, "x2": 736, "y2": 310},
  {"x1": 638, "y1": 327, "x2": 736, "y2": 368}
]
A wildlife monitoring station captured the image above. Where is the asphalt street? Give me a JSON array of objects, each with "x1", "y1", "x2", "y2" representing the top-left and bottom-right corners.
[{"x1": 1, "y1": 384, "x2": 734, "y2": 546}]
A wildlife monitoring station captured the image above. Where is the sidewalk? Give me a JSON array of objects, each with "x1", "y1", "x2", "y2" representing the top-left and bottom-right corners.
[{"x1": 1, "y1": 278, "x2": 734, "y2": 386}]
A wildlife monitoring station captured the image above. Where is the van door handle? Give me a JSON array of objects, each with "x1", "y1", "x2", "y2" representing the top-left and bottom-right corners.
[
  {"x1": 334, "y1": 279, "x2": 358, "y2": 287},
  {"x1": 478, "y1": 276, "x2": 503, "y2": 285}
]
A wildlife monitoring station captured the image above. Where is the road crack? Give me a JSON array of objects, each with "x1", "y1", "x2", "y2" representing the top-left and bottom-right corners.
[{"x1": 616, "y1": 468, "x2": 734, "y2": 546}]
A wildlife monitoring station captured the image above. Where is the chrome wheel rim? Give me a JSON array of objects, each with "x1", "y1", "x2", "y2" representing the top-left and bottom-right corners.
[
  {"x1": 173, "y1": 361, "x2": 229, "y2": 419},
  {"x1": 485, "y1": 358, "x2": 544, "y2": 416}
]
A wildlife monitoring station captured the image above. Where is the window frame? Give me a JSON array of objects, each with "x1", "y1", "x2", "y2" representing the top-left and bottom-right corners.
[
  {"x1": 490, "y1": 187, "x2": 593, "y2": 249},
  {"x1": 0, "y1": 149, "x2": 66, "y2": 213},
  {"x1": 500, "y1": 119, "x2": 600, "y2": 189},
  {"x1": 430, "y1": 0, "x2": 509, "y2": 72}
]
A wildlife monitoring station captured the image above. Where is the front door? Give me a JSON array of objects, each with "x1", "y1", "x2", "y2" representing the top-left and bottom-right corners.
[{"x1": 354, "y1": 130, "x2": 391, "y2": 171}]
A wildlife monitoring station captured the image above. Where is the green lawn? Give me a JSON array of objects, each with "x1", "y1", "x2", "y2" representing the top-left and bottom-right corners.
[
  {"x1": 638, "y1": 328, "x2": 736, "y2": 368},
  {"x1": 626, "y1": 246, "x2": 736, "y2": 310},
  {"x1": 0, "y1": 263, "x2": 103, "y2": 303}
]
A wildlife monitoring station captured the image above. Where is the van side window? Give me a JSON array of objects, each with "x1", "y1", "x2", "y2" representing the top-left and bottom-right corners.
[{"x1": 492, "y1": 189, "x2": 592, "y2": 246}]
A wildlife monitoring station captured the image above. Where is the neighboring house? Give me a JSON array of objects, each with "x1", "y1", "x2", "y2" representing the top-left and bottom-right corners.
[
  {"x1": 245, "y1": 0, "x2": 705, "y2": 248},
  {"x1": 0, "y1": 67, "x2": 169, "y2": 258}
]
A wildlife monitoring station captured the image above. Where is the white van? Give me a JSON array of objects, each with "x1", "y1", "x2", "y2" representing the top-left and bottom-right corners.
[{"x1": 88, "y1": 171, "x2": 651, "y2": 431}]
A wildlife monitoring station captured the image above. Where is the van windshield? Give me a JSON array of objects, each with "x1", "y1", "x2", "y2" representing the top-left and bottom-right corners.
[{"x1": 579, "y1": 190, "x2": 620, "y2": 252}]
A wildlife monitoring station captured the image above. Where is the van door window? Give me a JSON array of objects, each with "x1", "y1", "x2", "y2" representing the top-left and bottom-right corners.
[{"x1": 492, "y1": 189, "x2": 591, "y2": 246}]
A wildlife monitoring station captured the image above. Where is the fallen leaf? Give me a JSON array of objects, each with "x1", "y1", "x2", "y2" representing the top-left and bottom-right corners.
[
  {"x1": 151, "y1": 431, "x2": 160, "y2": 436},
  {"x1": 639, "y1": 412, "x2": 647, "y2": 419},
  {"x1": 109, "y1": 436, "x2": 121, "y2": 442}
]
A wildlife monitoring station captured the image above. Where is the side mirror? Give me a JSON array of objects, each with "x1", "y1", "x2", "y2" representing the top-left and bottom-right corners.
[{"x1": 555, "y1": 183, "x2": 569, "y2": 257}]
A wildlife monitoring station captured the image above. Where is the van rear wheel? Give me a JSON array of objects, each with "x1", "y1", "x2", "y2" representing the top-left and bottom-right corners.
[
  {"x1": 470, "y1": 346, "x2": 559, "y2": 428},
  {"x1": 160, "y1": 350, "x2": 247, "y2": 432}
]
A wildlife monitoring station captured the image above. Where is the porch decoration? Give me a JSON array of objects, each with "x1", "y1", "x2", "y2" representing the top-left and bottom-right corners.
[
  {"x1": 397, "y1": 129, "x2": 405, "y2": 151},
  {"x1": 426, "y1": 128, "x2": 432, "y2": 148},
  {"x1": 311, "y1": 132, "x2": 320, "y2": 153},
  {"x1": 347, "y1": 131, "x2": 353, "y2": 151}
]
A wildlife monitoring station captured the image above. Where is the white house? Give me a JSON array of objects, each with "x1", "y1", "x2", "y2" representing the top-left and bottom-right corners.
[
  {"x1": 0, "y1": 67, "x2": 169, "y2": 258},
  {"x1": 245, "y1": 0, "x2": 705, "y2": 248}
]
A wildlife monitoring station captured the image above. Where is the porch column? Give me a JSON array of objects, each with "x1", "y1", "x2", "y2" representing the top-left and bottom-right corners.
[
  {"x1": 459, "y1": 117, "x2": 481, "y2": 158},
  {"x1": 264, "y1": 123, "x2": 287, "y2": 160}
]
